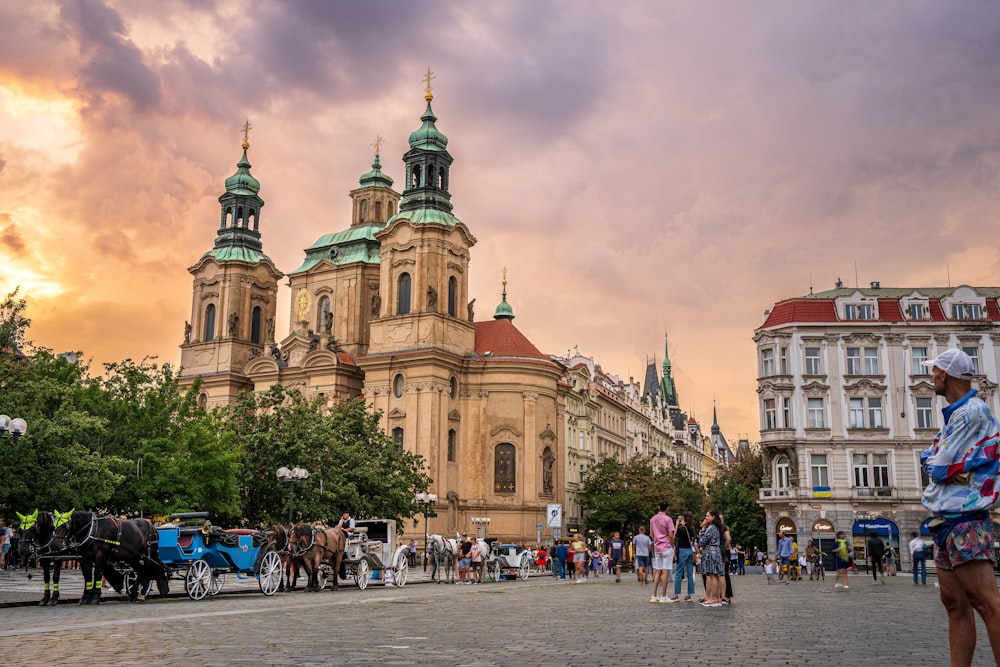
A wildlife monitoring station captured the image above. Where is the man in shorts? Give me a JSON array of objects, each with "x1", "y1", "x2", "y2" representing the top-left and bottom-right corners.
[
  {"x1": 608, "y1": 531, "x2": 625, "y2": 583},
  {"x1": 469, "y1": 537, "x2": 483, "y2": 583},
  {"x1": 920, "y1": 349, "x2": 1000, "y2": 666},
  {"x1": 649, "y1": 500, "x2": 676, "y2": 603},
  {"x1": 633, "y1": 525, "x2": 652, "y2": 585}
]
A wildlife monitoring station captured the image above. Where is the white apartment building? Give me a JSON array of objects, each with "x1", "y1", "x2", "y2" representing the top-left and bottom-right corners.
[{"x1": 755, "y1": 283, "x2": 1000, "y2": 568}]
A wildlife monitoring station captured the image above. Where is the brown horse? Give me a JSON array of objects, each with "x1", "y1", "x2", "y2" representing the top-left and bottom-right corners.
[
  {"x1": 269, "y1": 523, "x2": 301, "y2": 592},
  {"x1": 289, "y1": 523, "x2": 345, "y2": 591}
]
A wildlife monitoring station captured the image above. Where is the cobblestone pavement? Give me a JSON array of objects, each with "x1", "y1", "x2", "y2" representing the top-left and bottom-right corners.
[{"x1": 0, "y1": 569, "x2": 995, "y2": 666}]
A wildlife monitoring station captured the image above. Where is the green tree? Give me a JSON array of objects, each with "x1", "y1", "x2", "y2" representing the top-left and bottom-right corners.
[
  {"x1": 0, "y1": 287, "x2": 30, "y2": 352},
  {"x1": 706, "y1": 452, "x2": 766, "y2": 552},
  {"x1": 227, "y1": 387, "x2": 431, "y2": 528},
  {"x1": 580, "y1": 455, "x2": 707, "y2": 539}
]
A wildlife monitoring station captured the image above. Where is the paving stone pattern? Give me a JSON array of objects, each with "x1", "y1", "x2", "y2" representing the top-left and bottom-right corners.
[{"x1": 0, "y1": 569, "x2": 994, "y2": 666}]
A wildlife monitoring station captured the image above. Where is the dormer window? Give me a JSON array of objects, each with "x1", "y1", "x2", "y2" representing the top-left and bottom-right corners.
[
  {"x1": 951, "y1": 303, "x2": 982, "y2": 320},
  {"x1": 908, "y1": 303, "x2": 926, "y2": 319},
  {"x1": 844, "y1": 303, "x2": 875, "y2": 321}
]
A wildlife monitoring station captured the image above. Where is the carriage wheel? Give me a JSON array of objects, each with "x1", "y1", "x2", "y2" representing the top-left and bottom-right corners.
[
  {"x1": 208, "y1": 572, "x2": 225, "y2": 596},
  {"x1": 355, "y1": 559, "x2": 370, "y2": 590},
  {"x1": 518, "y1": 557, "x2": 530, "y2": 581},
  {"x1": 393, "y1": 554, "x2": 408, "y2": 587},
  {"x1": 185, "y1": 560, "x2": 212, "y2": 601},
  {"x1": 490, "y1": 561, "x2": 501, "y2": 582},
  {"x1": 258, "y1": 551, "x2": 282, "y2": 596},
  {"x1": 123, "y1": 568, "x2": 137, "y2": 598}
]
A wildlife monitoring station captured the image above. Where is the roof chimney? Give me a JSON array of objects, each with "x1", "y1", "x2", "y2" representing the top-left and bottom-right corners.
[
  {"x1": 835, "y1": 277, "x2": 843, "y2": 288},
  {"x1": 870, "y1": 281, "x2": 880, "y2": 289}
]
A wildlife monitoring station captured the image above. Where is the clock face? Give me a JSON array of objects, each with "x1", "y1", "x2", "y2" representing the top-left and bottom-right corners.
[{"x1": 295, "y1": 288, "x2": 311, "y2": 321}]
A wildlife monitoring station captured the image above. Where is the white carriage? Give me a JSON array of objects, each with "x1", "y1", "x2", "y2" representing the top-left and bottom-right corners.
[
  {"x1": 340, "y1": 519, "x2": 410, "y2": 590},
  {"x1": 481, "y1": 540, "x2": 532, "y2": 582}
]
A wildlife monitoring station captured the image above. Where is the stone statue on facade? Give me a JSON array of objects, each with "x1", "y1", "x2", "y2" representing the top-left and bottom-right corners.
[
  {"x1": 183, "y1": 321, "x2": 191, "y2": 344},
  {"x1": 542, "y1": 448, "x2": 555, "y2": 494},
  {"x1": 323, "y1": 310, "x2": 333, "y2": 334},
  {"x1": 467, "y1": 298, "x2": 475, "y2": 322},
  {"x1": 371, "y1": 292, "x2": 381, "y2": 319},
  {"x1": 228, "y1": 312, "x2": 239, "y2": 336},
  {"x1": 266, "y1": 317, "x2": 275, "y2": 343},
  {"x1": 427, "y1": 285, "x2": 437, "y2": 311}
]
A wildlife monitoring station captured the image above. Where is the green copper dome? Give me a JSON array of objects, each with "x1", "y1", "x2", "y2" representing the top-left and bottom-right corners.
[
  {"x1": 359, "y1": 153, "x2": 394, "y2": 189},
  {"x1": 225, "y1": 149, "x2": 261, "y2": 195},
  {"x1": 408, "y1": 100, "x2": 449, "y2": 151},
  {"x1": 493, "y1": 275, "x2": 515, "y2": 321}
]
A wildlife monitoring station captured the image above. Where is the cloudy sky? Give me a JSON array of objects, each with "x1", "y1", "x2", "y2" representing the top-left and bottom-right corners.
[{"x1": 2, "y1": 0, "x2": 1000, "y2": 439}]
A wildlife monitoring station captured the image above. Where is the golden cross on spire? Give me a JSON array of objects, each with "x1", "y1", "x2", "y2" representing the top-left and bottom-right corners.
[
  {"x1": 241, "y1": 119, "x2": 253, "y2": 150},
  {"x1": 422, "y1": 68, "x2": 435, "y2": 100},
  {"x1": 502, "y1": 266, "x2": 508, "y2": 287},
  {"x1": 372, "y1": 134, "x2": 384, "y2": 156}
]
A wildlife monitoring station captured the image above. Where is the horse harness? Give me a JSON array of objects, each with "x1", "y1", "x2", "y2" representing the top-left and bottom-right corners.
[{"x1": 68, "y1": 515, "x2": 123, "y2": 554}]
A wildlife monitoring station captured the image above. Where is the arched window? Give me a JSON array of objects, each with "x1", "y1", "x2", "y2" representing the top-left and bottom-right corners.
[
  {"x1": 204, "y1": 304, "x2": 216, "y2": 342},
  {"x1": 360, "y1": 200, "x2": 368, "y2": 221},
  {"x1": 448, "y1": 429, "x2": 456, "y2": 462},
  {"x1": 374, "y1": 201, "x2": 382, "y2": 222},
  {"x1": 494, "y1": 443, "x2": 516, "y2": 493},
  {"x1": 392, "y1": 427, "x2": 404, "y2": 445},
  {"x1": 388, "y1": 202, "x2": 395, "y2": 217},
  {"x1": 250, "y1": 306, "x2": 263, "y2": 344},
  {"x1": 397, "y1": 273, "x2": 411, "y2": 315},
  {"x1": 198, "y1": 393, "x2": 208, "y2": 409},
  {"x1": 236, "y1": 206, "x2": 244, "y2": 228},
  {"x1": 412, "y1": 165, "x2": 422, "y2": 188},
  {"x1": 775, "y1": 455, "x2": 790, "y2": 489},
  {"x1": 427, "y1": 165, "x2": 436, "y2": 188},
  {"x1": 249, "y1": 209, "x2": 258, "y2": 231},
  {"x1": 317, "y1": 296, "x2": 331, "y2": 332},
  {"x1": 447, "y1": 276, "x2": 457, "y2": 316},
  {"x1": 224, "y1": 207, "x2": 233, "y2": 229}
]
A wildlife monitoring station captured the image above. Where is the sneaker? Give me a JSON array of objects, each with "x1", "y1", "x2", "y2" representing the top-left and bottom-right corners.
[
  {"x1": 843, "y1": 585, "x2": 849, "y2": 589},
  {"x1": 650, "y1": 596, "x2": 659, "y2": 603},
  {"x1": 721, "y1": 599, "x2": 730, "y2": 605},
  {"x1": 660, "y1": 596, "x2": 676, "y2": 603},
  {"x1": 834, "y1": 583, "x2": 843, "y2": 588},
  {"x1": 683, "y1": 596, "x2": 693, "y2": 602}
]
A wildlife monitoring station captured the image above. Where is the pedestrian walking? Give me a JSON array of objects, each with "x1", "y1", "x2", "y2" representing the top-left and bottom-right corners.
[
  {"x1": 920, "y1": 349, "x2": 1000, "y2": 666},
  {"x1": 908, "y1": 531, "x2": 927, "y2": 586},
  {"x1": 608, "y1": 531, "x2": 625, "y2": 583},
  {"x1": 554, "y1": 543, "x2": 568, "y2": 579},
  {"x1": 776, "y1": 531, "x2": 793, "y2": 581},
  {"x1": 633, "y1": 526, "x2": 652, "y2": 585},
  {"x1": 866, "y1": 532, "x2": 885, "y2": 584},
  {"x1": 833, "y1": 531, "x2": 851, "y2": 589},
  {"x1": 571, "y1": 533, "x2": 588, "y2": 583}
]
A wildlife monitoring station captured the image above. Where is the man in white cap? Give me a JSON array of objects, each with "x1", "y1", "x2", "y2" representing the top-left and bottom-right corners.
[{"x1": 920, "y1": 348, "x2": 1000, "y2": 666}]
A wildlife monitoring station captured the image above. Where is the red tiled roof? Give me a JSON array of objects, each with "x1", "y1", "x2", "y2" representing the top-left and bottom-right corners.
[
  {"x1": 987, "y1": 299, "x2": 1000, "y2": 321},
  {"x1": 877, "y1": 298, "x2": 904, "y2": 323},
  {"x1": 928, "y1": 299, "x2": 946, "y2": 321},
  {"x1": 761, "y1": 299, "x2": 839, "y2": 327},
  {"x1": 474, "y1": 319, "x2": 548, "y2": 360}
]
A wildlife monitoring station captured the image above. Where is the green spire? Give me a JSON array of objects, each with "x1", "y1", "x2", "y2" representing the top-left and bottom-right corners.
[
  {"x1": 359, "y1": 137, "x2": 394, "y2": 189},
  {"x1": 398, "y1": 70, "x2": 455, "y2": 216},
  {"x1": 493, "y1": 269, "x2": 515, "y2": 321},
  {"x1": 661, "y1": 332, "x2": 678, "y2": 406},
  {"x1": 210, "y1": 121, "x2": 266, "y2": 260}
]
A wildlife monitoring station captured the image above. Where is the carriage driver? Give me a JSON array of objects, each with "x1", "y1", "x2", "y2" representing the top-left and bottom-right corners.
[{"x1": 337, "y1": 511, "x2": 356, "y2": 540}]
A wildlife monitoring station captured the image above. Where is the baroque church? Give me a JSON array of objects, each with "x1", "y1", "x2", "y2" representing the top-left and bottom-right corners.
[{"x1": 179, "y1": 81, "x2": 563, "y2": 544}]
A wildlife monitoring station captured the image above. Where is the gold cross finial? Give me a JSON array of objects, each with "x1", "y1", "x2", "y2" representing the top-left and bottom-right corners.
[
  {"x1": 502, "y1": 266, "x2": 508, "y2": 287},
  {"x1": 372, "y1": 134, "x2": 384, "y2": 156},
  {"x1": 422, "y1": 68, "x2": 435, "y2": 101},
  {"x1": 241, "y1": 119, "x2": 253, "y2": 150}
]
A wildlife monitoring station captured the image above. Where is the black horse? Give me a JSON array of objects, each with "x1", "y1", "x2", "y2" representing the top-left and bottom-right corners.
[
  {"x1": 16, "y1": 510, "x2": 67, "y2": 606},
  {"x1": 60, "y1": 511, "x2": 167, "y2": 604}
]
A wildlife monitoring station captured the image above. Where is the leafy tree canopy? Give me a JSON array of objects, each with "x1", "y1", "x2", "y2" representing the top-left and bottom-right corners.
[
  {"x1": 0, "y1": 287, "x2": 30, "y2": 353},
  {"x1": 580, "y1": 455, "x2": 707, "y2": 540},
  {"x1": 706, "y1": 452, "x2": 767, "y2": 553},
  {"x1": 228, "y1": 387, "x2": 431, "y2": 530}
]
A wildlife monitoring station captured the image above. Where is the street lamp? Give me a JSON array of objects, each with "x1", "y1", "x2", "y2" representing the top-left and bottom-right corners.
[
  {"x1": 276, "y1": 466, "x2": 309, "y2": 525},
  {"x1": 415, "y1": 492, "x2": 437, "y2": 572},
  {"x1": 471, "y1": 517, "x2": 491, "y2": 540},
  {"x1": 0, "y1": 415, "x2": 28, "y2": 443}
]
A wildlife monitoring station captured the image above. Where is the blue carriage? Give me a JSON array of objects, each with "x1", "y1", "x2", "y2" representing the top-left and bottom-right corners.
[{"x1": 156, "y1": 513, "x2": 282, "y2": 600}]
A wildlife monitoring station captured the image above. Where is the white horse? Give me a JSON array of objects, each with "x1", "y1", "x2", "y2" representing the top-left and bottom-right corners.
[{"x1": 428, "y1": 534, "x2": 457, "y2": 583}]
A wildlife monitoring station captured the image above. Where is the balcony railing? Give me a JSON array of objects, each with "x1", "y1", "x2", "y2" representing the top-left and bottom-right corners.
[
  {"x1": 759, "y1": 487, "x2": 800, "y2": 501},
  {"x1": 851, "y1": 487, "x2": 894, "y2": 499}
]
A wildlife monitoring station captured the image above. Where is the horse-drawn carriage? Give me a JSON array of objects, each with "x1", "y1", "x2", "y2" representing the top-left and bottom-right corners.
[
  {"x1": 483, "y1": 542, "x2": 532, "y2": 581},
  {"x1": 156, "y1": 512, "x2": 283, "y2": 600},
  {"x1": 341, "y1": 519, "x2": 410, "y2": 589}
]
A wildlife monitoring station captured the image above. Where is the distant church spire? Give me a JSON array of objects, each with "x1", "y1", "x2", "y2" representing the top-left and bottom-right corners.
[
  {"x1": 494, "y1": 267, "x2": 515, "y2": 321},
  {"x1": 661, "y1": 331, "x2": 678, "y2": 406}
]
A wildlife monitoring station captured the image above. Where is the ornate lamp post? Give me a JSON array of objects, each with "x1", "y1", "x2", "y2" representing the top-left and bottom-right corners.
[
  {"x1": 471, "y1": 517, "x2": 491, "y2": 540},
  {"x1": 0, "y1": 415, "x2": 28, "y2": 443},
  {"x1": 276, "y1": 466, "x2": 309, "y2": 525},
  {"x1": 415, "y1": 492, "x2": 437, "y2": 571}
]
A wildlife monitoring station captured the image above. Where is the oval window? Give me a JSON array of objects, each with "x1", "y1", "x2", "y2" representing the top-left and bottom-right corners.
[
  {"x1": 393, "y1": 374, "x2": 405, "y2": 398},
  {"x1": 450, "y1": 376, "x2": 458, "y2": 399}
]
